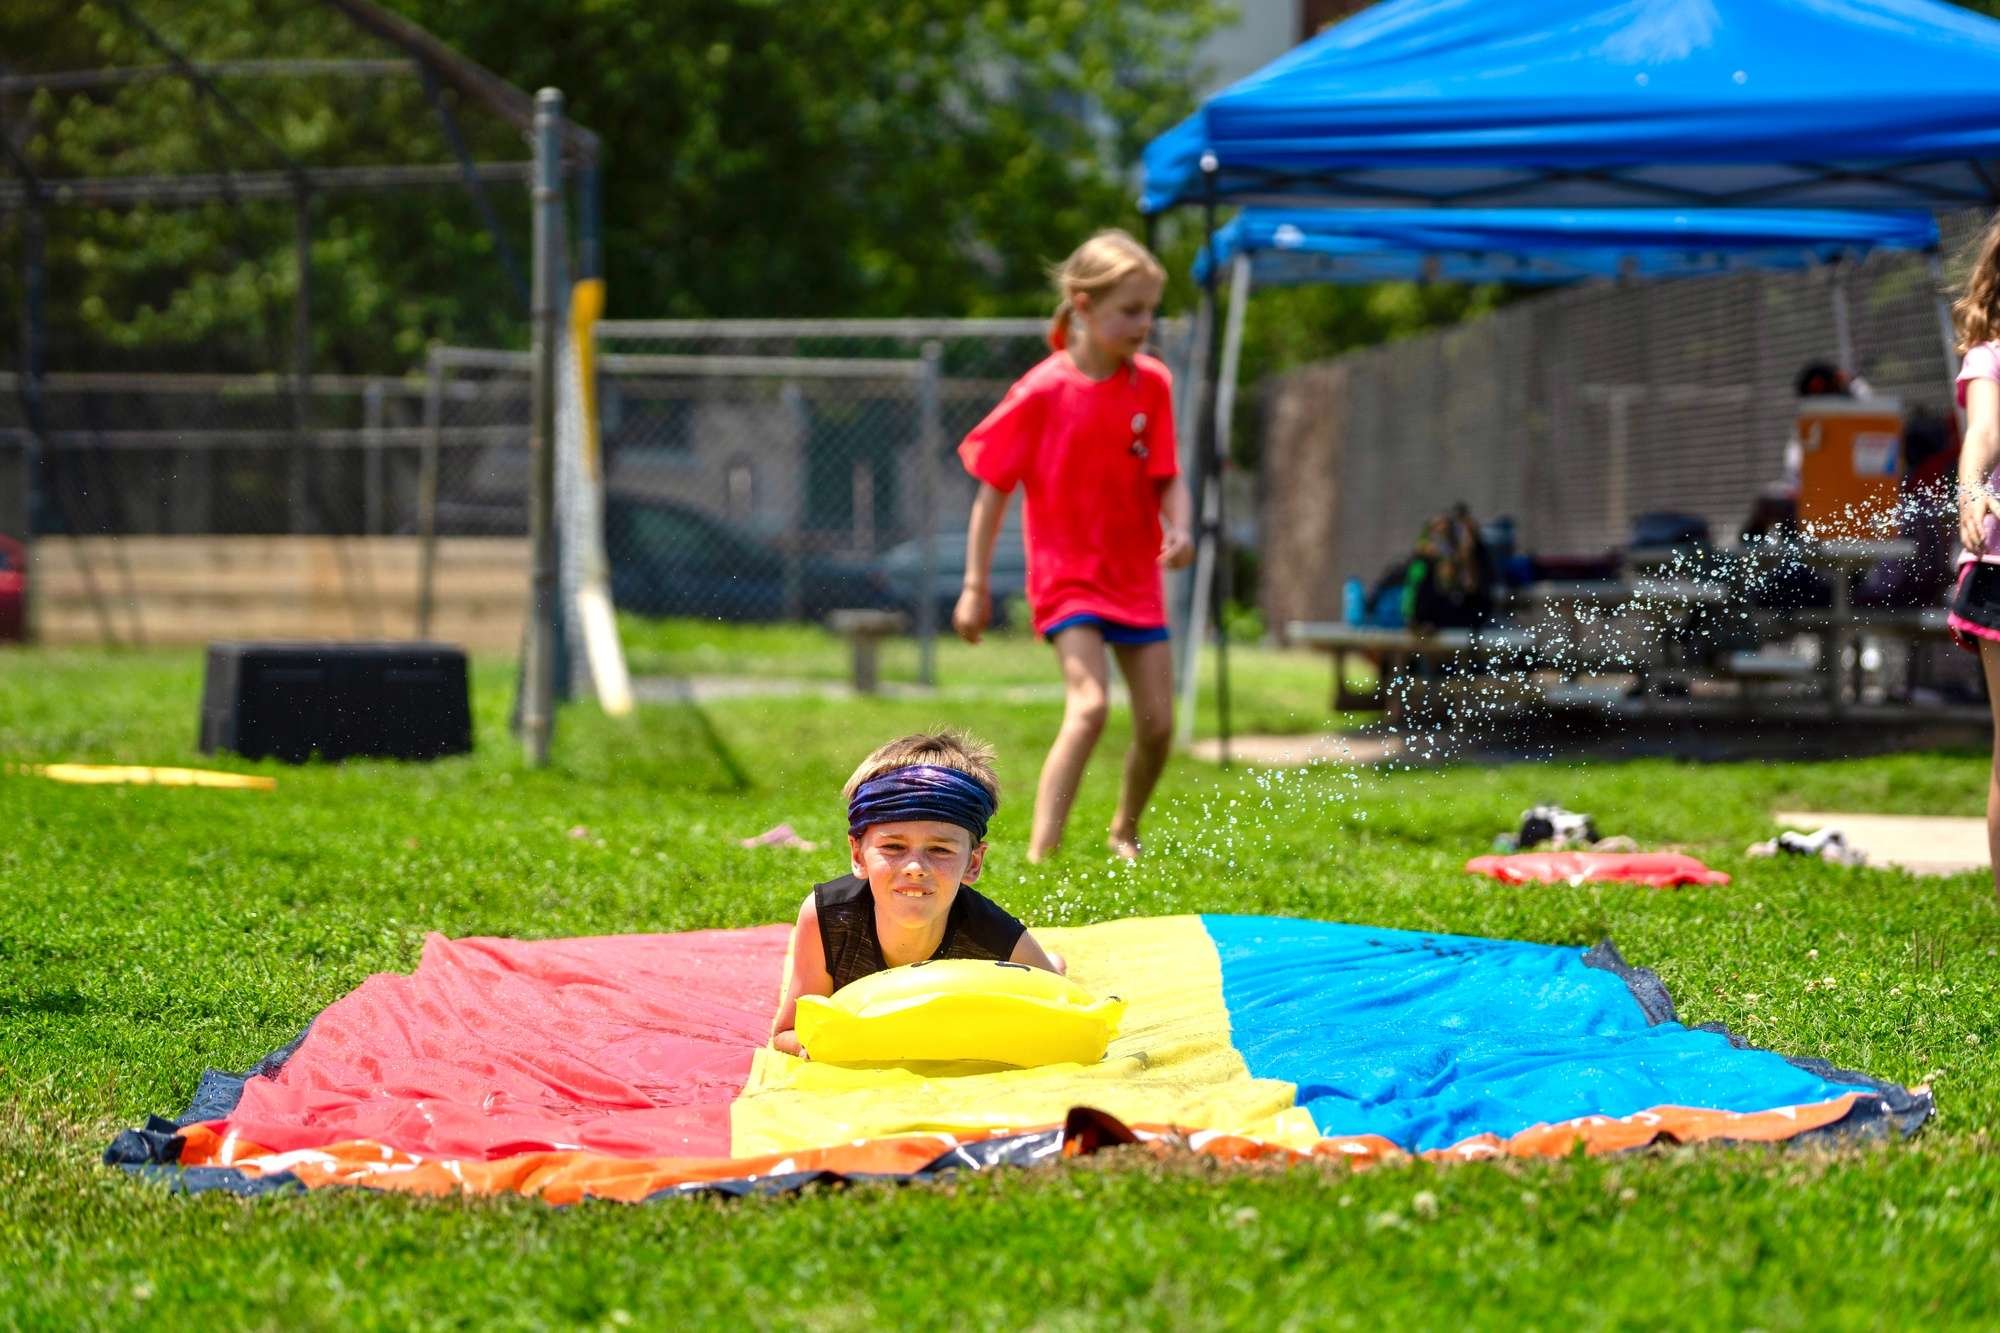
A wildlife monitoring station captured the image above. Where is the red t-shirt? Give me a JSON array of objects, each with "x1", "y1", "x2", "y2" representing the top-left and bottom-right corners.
[{"x1": 958, "y1": 352, "x2": 1179, "y2": 634}]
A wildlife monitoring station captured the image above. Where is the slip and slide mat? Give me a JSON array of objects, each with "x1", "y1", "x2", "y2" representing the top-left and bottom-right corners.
[{"x1": 107, "y1": 916, "x2": 1931, "y2": 1204}]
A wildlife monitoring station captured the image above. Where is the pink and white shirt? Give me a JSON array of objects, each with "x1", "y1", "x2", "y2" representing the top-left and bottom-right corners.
[{"x1": 1958, "y1": 341, "x2": 2000, "y2": 565}]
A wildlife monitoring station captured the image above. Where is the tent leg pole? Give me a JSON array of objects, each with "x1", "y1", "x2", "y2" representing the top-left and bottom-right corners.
[
  {"x1": 1214, "y1": 254, "x2": 1252, "y2": 511},
  {"x1": 1180, "y1": 254, "x2": 1250, "y2": 747},
  {"x1": 1176, "y1": 294, "x2": 1215, "y2": 750},
  {"x1": 1169, "y1": 294, "x2": 1212, "y2": 663},
  {"x1": 1193, "y1": 155, "x2": 1232, "y2": 766}
]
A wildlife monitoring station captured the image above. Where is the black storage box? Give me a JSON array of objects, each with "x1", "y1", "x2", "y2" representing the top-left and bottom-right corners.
[{"x1": 200, "y1": 642, "x2": 473, "y2": 764}]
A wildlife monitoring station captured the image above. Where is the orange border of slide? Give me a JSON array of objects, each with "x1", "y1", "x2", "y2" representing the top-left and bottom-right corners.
[{"x1": 176, "y1": 1093, "x2": 1867, "y2": 1204}]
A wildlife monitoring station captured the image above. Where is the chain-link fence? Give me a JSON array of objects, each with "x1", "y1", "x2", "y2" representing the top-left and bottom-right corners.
[
  {"x1": 412, "y1": 318, "x2": 1197, "y2": 678},
  {"x1": 0, "y1": 367, "x2": 535, "y2": 649},
  {"x1": 1260, "y1": 211, "x2": 1984, "y2": 631},
  {"x1": 0, "y1": 371, "x2": 444, "y2": 540},
  {"x1": 7, "y1": 316, "x2": 1195, "y2": 654},
  {"x1": 595, "y1": 323, "x2": 1036, "y2": 643}
]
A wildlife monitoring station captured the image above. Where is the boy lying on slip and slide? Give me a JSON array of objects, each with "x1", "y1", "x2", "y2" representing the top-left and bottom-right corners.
[{"x1": 769, "y1": 730, "x2": 1063, "y2": 1058}]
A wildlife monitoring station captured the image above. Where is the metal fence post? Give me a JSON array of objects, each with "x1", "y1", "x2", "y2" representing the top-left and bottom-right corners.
[
  {"x1": 17, "y1": 192, "x2": 49, "y2": 639},
  {"x1": 417, "y1": 344, "x2": 444, "y2": 638},
  {"x1": 290, "y1": 187, "x2": 313, "y2": 534},
  {"x1": 1178, "y1": 253, "x2": 1247, "y2": 747},
  {"x1": 18, "y1": 200, "x2": 46, "y2": 506},
  {"x1": 782, "y1": 376, "x2": 804, "y2": 621},
  {"x1": 363, "y1": 376, "x2": 385, "y2": 535},
  {"x1": 917, "y1": 340, "x2": 942, "y2": 687},
  {"x1": 521, "y1": 88, "x2": 564, "y2": 766}
]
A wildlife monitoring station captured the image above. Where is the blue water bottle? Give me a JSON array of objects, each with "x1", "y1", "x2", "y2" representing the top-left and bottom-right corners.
[{"x1": 1342, "y1": 577, "x2": 1365, "y2": 626}]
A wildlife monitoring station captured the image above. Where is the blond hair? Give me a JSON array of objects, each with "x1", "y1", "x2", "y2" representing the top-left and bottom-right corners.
[
  {"x1": 1047, "y1": 228, "x2": 1166, "y2": 352},
  {"x1": 843, "y1": 729, "x2": 1000, "y2": 804},
  {"x1": 1954, "y1": 213, "x2": 2000, "y2": 354}
]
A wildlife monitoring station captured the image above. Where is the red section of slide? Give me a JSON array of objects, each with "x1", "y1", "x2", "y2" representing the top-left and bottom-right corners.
[
  {"x1": 209, "y1": 927, "x2": 790, "y2": 1160},
  {"x1": 1465, "y1": 851, "x2": 1730, "y2": 888}
]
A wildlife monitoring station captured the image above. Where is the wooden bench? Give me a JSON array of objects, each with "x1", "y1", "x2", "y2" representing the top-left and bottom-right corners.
[
  {"x1": 1285, "y1": 621, "x2": 1538, "y2": 718},
  {"x1": 825, "y1": 609, "x2": 908, "y2": 694}
]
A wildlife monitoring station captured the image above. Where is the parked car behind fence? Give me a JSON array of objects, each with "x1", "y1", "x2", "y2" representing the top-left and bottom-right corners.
[
  {"x1": 868, "y1": 526, "x2": 1029, "y2": 629},
  {"x1": 605, "y1": 494, "x2": 900, "y2": 623}
]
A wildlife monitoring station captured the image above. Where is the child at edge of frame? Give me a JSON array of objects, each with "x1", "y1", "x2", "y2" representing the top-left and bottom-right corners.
[
  {"x1": 951, "y1": 229, "x2": 1195, "y2": 863},
  {"x1": 768, "y1": 730, "x2": 1064, "y2": 1058}
]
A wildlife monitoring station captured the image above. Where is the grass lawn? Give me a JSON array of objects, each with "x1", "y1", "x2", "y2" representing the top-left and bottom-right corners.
[
  {"x1": 618, "y1": 613, "x2": 1345, "y2": 739},
  {"x1": 3, "y1": 644, "x2": 1999, "y2": 1329}
]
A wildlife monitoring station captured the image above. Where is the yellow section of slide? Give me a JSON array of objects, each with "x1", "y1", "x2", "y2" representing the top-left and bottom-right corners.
[{"x1": 731, "y1": 915, "x2": 1308, "y2": 1159}]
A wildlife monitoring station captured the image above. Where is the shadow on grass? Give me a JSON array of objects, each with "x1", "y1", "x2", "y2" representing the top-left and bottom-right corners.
[{"x1": 683, "y1": 700, "x2": 753, "y2": 793}]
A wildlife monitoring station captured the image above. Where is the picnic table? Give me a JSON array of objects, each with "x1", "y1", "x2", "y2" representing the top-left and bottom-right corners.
[
  {"x1": 1510, "y1": 575, "x2": 1731, "y2": 691},
  {"x1": 1792, "y1": 539, "x2": 1918, "y2": 714},
  {"x1": 1290, "y1": 574, "x2": 1729, "y2": 719},
  {"x1": 1284, "y1": 622, "x2": 1537, "y2": 720},
  {"x1": 1300, "y1": 540, "x2": 1943, "y2": 720},
  {"x1": 1511, "y1": 577, "x2": 1723, "y2": 607}
]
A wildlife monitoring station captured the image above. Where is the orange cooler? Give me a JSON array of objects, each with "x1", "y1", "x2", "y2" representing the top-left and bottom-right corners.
[{"x1": 1795, "y1": 396, "x2": 1903, "y2": 539}]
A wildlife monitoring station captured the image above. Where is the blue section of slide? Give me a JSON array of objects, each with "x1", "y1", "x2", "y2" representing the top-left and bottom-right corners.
[{"x1": 1202, "y1": 915, "x2": 1868, "y2": 1153}]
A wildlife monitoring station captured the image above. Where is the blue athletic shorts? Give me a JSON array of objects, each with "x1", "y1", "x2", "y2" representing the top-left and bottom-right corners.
[{"x1": 1042, "y1": 614, "x2": 1170, "y2": 645}]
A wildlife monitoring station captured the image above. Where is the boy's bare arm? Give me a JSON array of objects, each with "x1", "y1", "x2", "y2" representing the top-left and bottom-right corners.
[
  {"x1": 1008, "y1": 928, "x2": 1066, "y2": 975},
  {"x1": 953, "y1": 483, "x2": 1012, "y2": 643},
  {"x1": 771, "y1": 893, "x2": 834, "y2": 1057}
]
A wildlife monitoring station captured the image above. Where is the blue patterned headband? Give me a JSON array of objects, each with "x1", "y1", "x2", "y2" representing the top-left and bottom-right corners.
[{"x1": 847, "y1": 765, "x2": 996, "y2": 842}]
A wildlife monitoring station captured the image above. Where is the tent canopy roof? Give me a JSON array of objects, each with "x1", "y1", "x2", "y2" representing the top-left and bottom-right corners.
[
  {"x1": 1143, "y1": 0, "x2": 2000, "y2": 213},
  {"x1": 1193, "y1": 207, "x2": 1942, "y2": 286}
]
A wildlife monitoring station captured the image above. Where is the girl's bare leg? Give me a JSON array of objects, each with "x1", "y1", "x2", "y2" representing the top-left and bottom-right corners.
[
  {"x1": 1029, "y1": 627, "x2": 1111, "y2": 862},
  {"x1": 1981, "y1": 639, "x2": 2000, "y2": 900},
  {"x1": 1107, "y1": 639, "x2": 1176, "y2": 858}
]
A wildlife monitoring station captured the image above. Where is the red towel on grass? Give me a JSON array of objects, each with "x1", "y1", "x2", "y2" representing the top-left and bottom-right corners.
[{"x1": 1466, "y1": 851, "x2": 1730, "y2": 888}]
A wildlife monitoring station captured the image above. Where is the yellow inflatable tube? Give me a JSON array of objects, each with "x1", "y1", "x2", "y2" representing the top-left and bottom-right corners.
[{"x1": 794, "y1": 959, "x2": 1126, "y2": 1068}]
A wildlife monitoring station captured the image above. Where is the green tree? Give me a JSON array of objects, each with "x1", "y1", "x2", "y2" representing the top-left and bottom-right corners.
[
  {"x1": 3, "y1": 0, "x2": 1231, "y2": 375},
  {"x1": 2, "y1": 0, "x2": 554, "y2": 373},
  {"x1": 392, "y1": 0, "x2": 1231, "y2": 319}
]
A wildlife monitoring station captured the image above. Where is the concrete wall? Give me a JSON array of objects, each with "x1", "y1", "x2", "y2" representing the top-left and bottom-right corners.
[{"x1": 26, "y1": 536, "x2": 527, "y2": 651}]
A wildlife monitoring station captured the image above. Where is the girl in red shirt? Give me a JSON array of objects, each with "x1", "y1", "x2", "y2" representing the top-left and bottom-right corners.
[{"x1": 953, "y1": 230, "x2": 1195, "y2": 861}]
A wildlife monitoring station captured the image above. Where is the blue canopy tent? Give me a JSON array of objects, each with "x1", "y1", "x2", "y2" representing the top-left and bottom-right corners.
[
  {"x1": 1143, "y1": 0, "x2": 2000, "y2": 214},
  {"x1": 1190, "y1": 209, "x2": 1944, "y2": 288},
  {"x1": 1170, "y1": 206, "x2": 1945, "y2": 742},
  {"x1": 1142, "y1": 0, "x2": 2000, "y2": 759}
]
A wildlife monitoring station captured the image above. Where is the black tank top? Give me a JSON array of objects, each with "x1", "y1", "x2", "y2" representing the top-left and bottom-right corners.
[{"x1": 813, "y1": 874, "x2": 1027, "y2": 993}]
